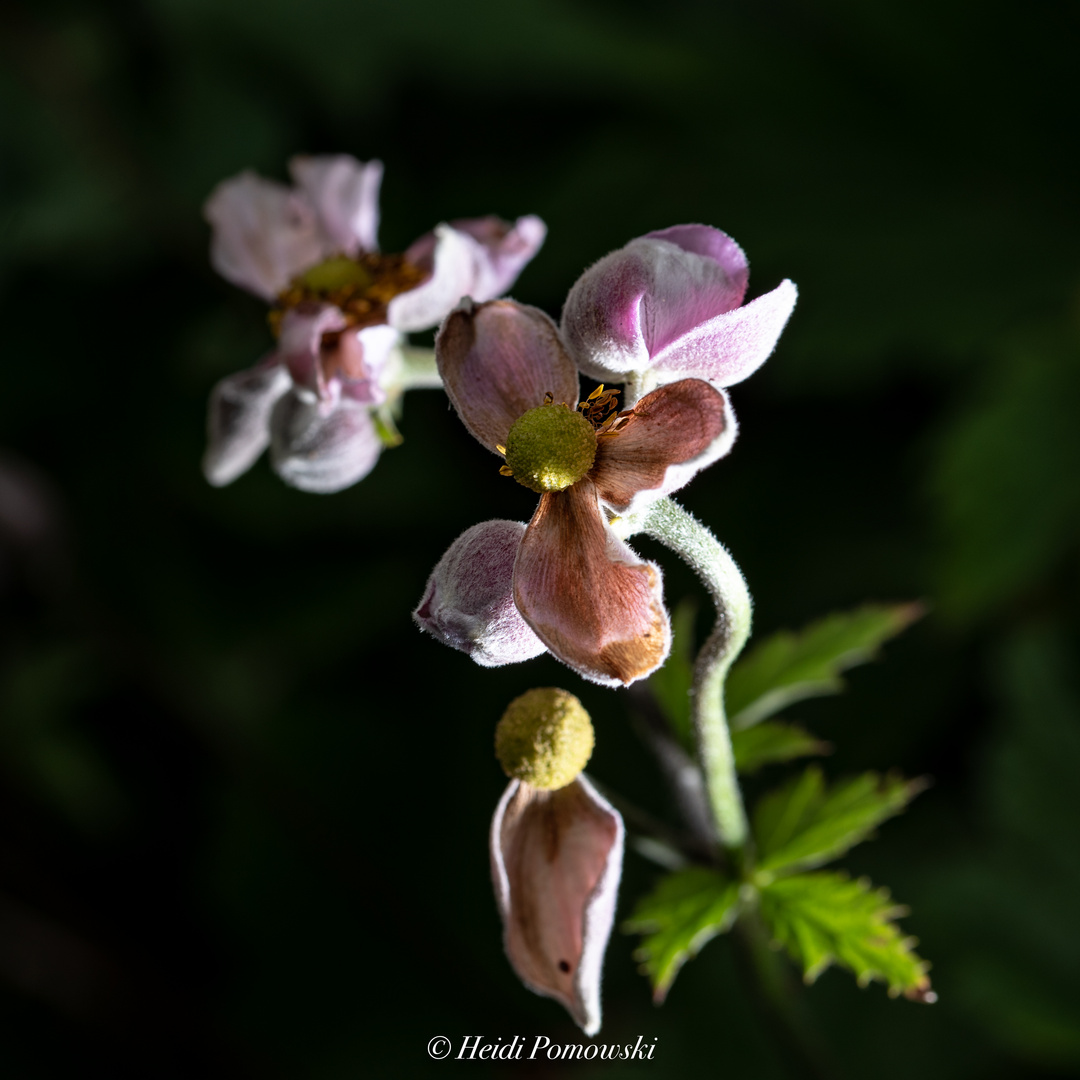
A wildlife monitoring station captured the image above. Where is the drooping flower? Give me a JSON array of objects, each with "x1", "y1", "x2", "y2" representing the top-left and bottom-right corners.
[
  {"x1": 202, "y1": 154, "x2": 546, "y2": 493},
  {"x1": 561, "y1": 224, "x2": 796, "y2": 396},
  {"x1": 490, "y1": 688, "x2": 623, "y2": 1035},
  {"x1": 423, "y1": 298, "x2": 732, "y2": 687}
]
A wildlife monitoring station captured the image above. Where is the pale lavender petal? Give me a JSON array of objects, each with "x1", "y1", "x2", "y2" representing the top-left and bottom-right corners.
[
  {"x1": 591, "y1": 381, "x2": 735, "y2": 515},
  {"x1": 338, "y1": 324, "x2": 400, "y2": 405},
  {"x1": 204, "y1": 172, "x2": 323, "y2": 299},
  {"x1": 386, "y1": 225, "x2": 477, "y2": 333},
  {"x1": 268, "y1": 392, "x2": 380, "y2": 494},
  {"x1": 436, "y1": 299, "x2": 579, "y2": 454},
  {"x1": 562, "y1": 228, "x2": 750, "y2": 382},
  {"x1": 491, "y1": 775, "x2": 624, "y2": 1036},
  {"x1": 277, "y1": 304, "x2": 348, "y2": 399},
  {"x1": 413, "y1": 520, "x2": 546, "y2": 667},
  {"x1": 203, "y1": 361, "x2": 290, "y2": 487},
  {"x1": 288, "y1": 155, "x2": 383, "y2": 256},
  {"x1": 649, "y1": 279, "x2": 798, "y2": 387}
]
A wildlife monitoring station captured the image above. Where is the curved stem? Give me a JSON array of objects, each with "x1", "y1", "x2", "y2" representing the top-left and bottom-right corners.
[{"x1": 642, "y1": 497, "x2": 751, "y2": 852}]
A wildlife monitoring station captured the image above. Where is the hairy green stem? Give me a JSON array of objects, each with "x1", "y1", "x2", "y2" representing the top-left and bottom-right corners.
[
  {"x1": 397, "y1": 346, "x2": 442, "y2": 389},
  {"x1": 643, "y1": 497, "x2": 751, "y2": 851}
]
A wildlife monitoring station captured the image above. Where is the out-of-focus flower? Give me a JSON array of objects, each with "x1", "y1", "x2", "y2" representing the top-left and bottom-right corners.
[
  {"x1": 490, "y1": 688, "x2": 623, "y2": 1035},
  {"x1": 424, "y1": 298, "x2": 730, "y2": 687},
  {"x1": 202, "y1": 155, "x2": 546, "y2": 493},
  {"x1": 561, "y1": 224, "x2": 796, "y2": 396}
]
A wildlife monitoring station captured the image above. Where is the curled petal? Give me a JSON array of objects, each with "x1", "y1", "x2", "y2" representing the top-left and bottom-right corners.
[
  {"x1": 436, "y1": 300, "x2": 579, "y2": 453},
  {"x1": 278, "y1": 304, "x2": 349, "y2": 398},
  {"x1": 204, "y1": 172, "x2": 323, "y2": 299},
  {"x1": 386, "y1": 225, "x2": 477, "y2": 333},
  {"x1": 413, "y1": 521, "x2": 546, "y2": 667},
  {"x1": 491, "y1": 775, "x2": 624, "y2": 1036},
  {"x1": 514, "y1": 481, "x2": 670, "y2": 687},
  {"x1": 561, "y1": 227, "x2": 749, "y2": 382},
  {"x1": 648, "y1": 278, "x2": 798, "y2": 388},
  {"x1": 269, "y1": 392, "x2": 381, "y2": 494},
  {"x1": 288, "y1": 154, "x2": 383, "y2": 256},
  {"x1": 591, "y1": 379, "x2": 733, "y2": 514},
  {"x1": 203, "y1": 361, "x2": 290, "y2": 487}
]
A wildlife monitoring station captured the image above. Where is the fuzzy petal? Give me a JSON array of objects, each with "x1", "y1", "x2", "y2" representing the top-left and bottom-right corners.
[
  {"x1": 386, "y1": 225, "x2": 477, "y2": 333},
  {"x1": 413, "y1": 520, "x2": 547, "y2": 667},
  {"x1": 203, "y1": 361, "x2": 290, "y2": 486},
  {"x1": 204, "y1": 172, "x2": 323, "y2": 299},
  {"x1": 514, "y1": 480, "x2": 670, "y2": 687},
  {"x1": 288, "y1": 154, "x2": 383, "y2": 256},
  {"x1": 491, "y1": 775, "x2": 624, "y2": 1036},
  {"x1": 436, "y1": 299, "x2": 580, "y2": 453},
  {"x1": 562, "y1": 227, "x2": 749, "y2": 382},
  {"x1": 590, "y1": 379, "x2": 733, "y2": 514},
  {"x1": 649, "y1": 278, "x2": 798, "y2": 387},
  {"x1": 268, "y1": 391, "x2": 381, "y2": 494}
]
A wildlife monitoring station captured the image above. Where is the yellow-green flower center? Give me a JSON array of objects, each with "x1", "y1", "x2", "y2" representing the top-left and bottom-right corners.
[
  {"x1": 495, "y1": 688, "x2": 595, "y2": 790},
  {"x1": 503, "y1": 402, "x2": 597, "y2": 494}
]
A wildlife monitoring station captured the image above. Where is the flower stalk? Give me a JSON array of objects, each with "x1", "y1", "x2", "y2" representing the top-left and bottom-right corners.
[{"x1": 642, "y1": 497, "x2": 751, "y2": 852}]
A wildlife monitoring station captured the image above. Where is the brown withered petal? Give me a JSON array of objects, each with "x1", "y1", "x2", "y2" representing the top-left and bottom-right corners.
[
  {"x1": 589, "y1": 378, "x2": 730, "y2": 514},
  {"x1": 436, "y1": 300, "x2": 580, "y2": 453},
  {"x1": 513, "y1": 480, "x2": 670, "y2": 687},
  {"x1": 491, "y1": 776, "x2": 624, "y2": 1036}
]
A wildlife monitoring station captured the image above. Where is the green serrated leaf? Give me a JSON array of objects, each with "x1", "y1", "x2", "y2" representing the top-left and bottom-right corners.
[
  {"x1": 726, "y1": 603, "x2": 923, "y2": 730},
  {"x1": 732, "y1": 721, "x2": 829, "y2": 774},
  {"x1": 624, "y1": 867, "x2": 740, "y2": 1002},
  {"x1": 648, "y1": 598, "x2": 697, "y2": 750},
  {"x1": 753, "y1": 765, "x2": 926, "y2": 877},
  {"x1": 759, "y1": 871, "x2": 933, "y2": 1000}
]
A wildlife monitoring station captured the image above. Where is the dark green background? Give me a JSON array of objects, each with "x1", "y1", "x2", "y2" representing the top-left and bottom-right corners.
[{"x1": 0, "y1": 0, "x2": 1077, "y2": 1075}]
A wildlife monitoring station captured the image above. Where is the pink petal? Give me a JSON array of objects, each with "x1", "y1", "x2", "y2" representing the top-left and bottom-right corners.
[
  {"x1": 204, "y1": 172, "x2": 323, "y2": 299},
  {"x1": 202, "y1": 360, "x2": 290, "y2": 487},
  {"x1": 268, "y1": 392, "x2": 381, "y2": 493},
  {"x1": 491, "y1": 775, "x2": 624, "y2": 1036},
  {"x1": 514, "y1": 480, "x2": 670, "y2": 687},
  {"x1": 413, "y1": 520, "x2": 547, "y2": 667},
  {"x1": 590, "y1": 379, "x2": 734, "y2": 514},
  {"x1": 386, "y1": 225, "x2": 477, "y2": 333},
  {"x1": 288, "y1": 154, "x2": 383, "y2": 256},
  {"x1": 436, "y1": 299, "x2": 579, "y2": 453},
  {"x1": 649, "y1": 278, "x2": 798, "y2": 387},
  {"x1": 277, "y1": 304, "x2": 348, "y2": 398},
  {"x1": 561, "y1": 227, "x2": 749, "y2": 382}
]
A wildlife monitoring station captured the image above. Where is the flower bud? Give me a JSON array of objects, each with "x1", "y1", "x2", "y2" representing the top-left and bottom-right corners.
[
  {"x1": 413, "y1": 520, "x2": 546, "y2": 667},
  {"x1": 495, "y1": 688, "x2": 594, "y2": 791}
]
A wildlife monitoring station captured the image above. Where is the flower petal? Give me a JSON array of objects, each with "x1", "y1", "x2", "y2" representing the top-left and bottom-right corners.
[
  {"x1": 268, "y1": 391, "x2": 381, "y2": 494},
  {"x1": 436, "y1": 299, "x2": 579, "y2": 453},
  {"x1": 278, "y1": 304, "x2": 349, "y2": 398},
  {"x1": 514, "y1": 480, "x2": 670, "y2": 686},
  {"x1": 561, "y1": 227, "x2": 749, "y2": 382},
  {"x1": 590, "y1": 379, "x2": 733, "y2": 514},
  {"x1": 204, "y1": 171, "x2": 323, "y2": 299},
  {"x1": 386, "y1": 225, "x2": 476, "y2": 333},
  {"x1": 491, "y1": 775, "x2": 624, "y2": 1036},
  {"x1": 288, "y1": 154, "x2": 383, "y2": 256},
  {"x1": 413, "y1": 520, "x2": 547, "y2": 667},
  {"x1": 203, "y1": 360, "x2": 290, "y2": 486},
  {"x1": 650, "y1": 278, "x2": 798, "y2": 387}
]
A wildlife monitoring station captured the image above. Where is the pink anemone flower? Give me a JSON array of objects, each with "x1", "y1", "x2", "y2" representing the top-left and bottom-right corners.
[
  {"x1": 202, "y1": 154, "x2": 546, "y2": 493},
  {"x1": 561, "y1": 224, "x2": 796, "y2": 394},
  {"x1": 419, "y1": 298, "x2": 732, "y2": 687}
]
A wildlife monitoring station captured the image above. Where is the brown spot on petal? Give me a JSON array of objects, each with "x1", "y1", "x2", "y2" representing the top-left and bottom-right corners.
[{"x1": 514, "y1": 481, "x2": 670, "y2": 686}]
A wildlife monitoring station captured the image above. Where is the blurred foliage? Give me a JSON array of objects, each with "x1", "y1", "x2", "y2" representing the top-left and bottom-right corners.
[{"x1": 0, "y1": 0, "x2": 1077, "y2": 1077}]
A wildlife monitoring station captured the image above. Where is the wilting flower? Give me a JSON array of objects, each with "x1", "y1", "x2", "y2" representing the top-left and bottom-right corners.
[
  {"x1": 490, "y1": 688, "x2": 623, "y2": 1035},
  {"x1": 419, "y1": 298, "x2": 731, "y2": 687},
  {"x1": 202, "y1": 154, "x2": 546, "y2": 493},
  {"x1": 561, "y1": 224, "x2": 796, "y2": 395}
]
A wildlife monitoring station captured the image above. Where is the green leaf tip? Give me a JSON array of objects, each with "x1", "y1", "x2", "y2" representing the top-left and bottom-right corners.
[
  {"x1": 726, "y1": 602, "x2": 925, "y2": 730},
  {"x1": 759, "y1": 871, "x2": 935, "y2": 1001},
  {"x1": 753, "y1": 765, "x2": 929, "y2": 878},
  {"x1": 623, "y1": 867, "x2": 740, "y2": 1003},
  {"x1": 732, "y1": 720, "x2": 830, "y2": 774}
]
